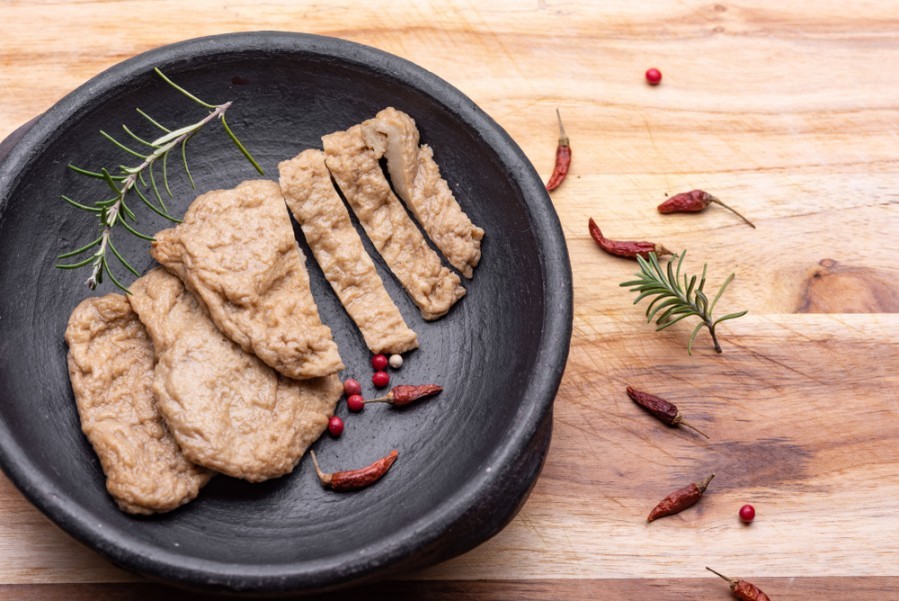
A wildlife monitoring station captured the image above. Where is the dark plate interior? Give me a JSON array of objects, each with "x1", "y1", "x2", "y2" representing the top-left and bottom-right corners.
[{"x1": 0, "y1": 32, "x2": 571, "y2": 595}]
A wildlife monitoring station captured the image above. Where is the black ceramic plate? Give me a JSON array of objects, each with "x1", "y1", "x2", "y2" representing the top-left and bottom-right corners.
[{"x1": 0, "y1": 32, "x2": 571, "y2": 595}]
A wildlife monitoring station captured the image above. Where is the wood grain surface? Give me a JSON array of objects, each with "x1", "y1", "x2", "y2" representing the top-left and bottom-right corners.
[{"x1": 1, "y1": 0, "x2": 898, "y2": 599}]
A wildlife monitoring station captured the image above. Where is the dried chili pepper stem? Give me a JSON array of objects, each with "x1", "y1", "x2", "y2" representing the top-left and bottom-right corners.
[
  {"x1": 588, "y1": 218, "x2": 672, "y2": 260},
  {"x1": 309, "y1": 450, "x2": 332, "y2": 487},
  {"x1": 658, "y1": 189, "x2": 756, "y2": 229},
  {"x1": 626, "y1": 386, "x2": 709, "y2": 438},
  {"x1": 366, "y1": 384, "x2": 443, "y2": 406},
  {"x1": 706, "y1": 567, "x2": 772, "y2": 601},
  {"x1": 647, "y1": 473, "x2": 715, "y2": 522},
  {"x1": 309, "y1": 449, "x2": 399, "y2": 491},
  {"x1": 545, "y1": 108, "x2": 571, "y2": 191}
]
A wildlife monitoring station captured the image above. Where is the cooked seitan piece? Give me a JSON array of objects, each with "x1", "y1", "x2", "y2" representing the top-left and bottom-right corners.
[
  {"x1": 65, "y1": 294, "x2": 211, "y2": 514},
  {"x1": 152, "y1": 180, "x2": 343, "y2": 380},
  {"x1": 323, "y1": 124, "x2": 466, "y2": 320},
  {"x1": 362, "y1": 107, "x2": 484, "y2": 278},
  {"x1": 128, "y1": 269, "x2": 342, "y2": 483},
  {"x1": 279, "y1": 149, "x2": 419, "y2": 354}
]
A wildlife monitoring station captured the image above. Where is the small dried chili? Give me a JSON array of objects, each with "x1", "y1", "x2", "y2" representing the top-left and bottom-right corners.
[
  {"x1": 647, "y1": 474, "x2": 714, "y2": 522},
  {"x1": 309, "y1": 449, "x2": 398, "y2": 491},
  {"x1": 588, "y1": 218, "x2": 672, "y2": 260},
  {"x1": 626, "y1": 386, "x2": 709, "y2": 438},
  {"x1": 545, "y1": 109, "x2": 571, "y2": 191},
  {"x1": 706, "y1": 567, "x2": 772, "y2": 601},
  {"x1": 658, "y1": 189, "x2": 756, "y2": 229},
  {"x1": 367, "y1": 384, "x2": 443, "y2": 407}
]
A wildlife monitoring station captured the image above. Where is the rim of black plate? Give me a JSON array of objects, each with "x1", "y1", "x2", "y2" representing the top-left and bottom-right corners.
[{"x1": 0, "y1": 31, "x2": 573, "y2": 592}]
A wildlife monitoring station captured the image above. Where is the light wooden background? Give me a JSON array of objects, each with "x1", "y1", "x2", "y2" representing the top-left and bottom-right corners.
[{"x1": 1, "y1": 1, "x2": 898, "y2": 599}]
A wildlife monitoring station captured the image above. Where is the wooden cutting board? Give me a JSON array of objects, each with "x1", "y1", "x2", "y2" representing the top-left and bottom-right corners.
[{"x1": 1, "y1": 1, "x2": 897, "y2": 599}]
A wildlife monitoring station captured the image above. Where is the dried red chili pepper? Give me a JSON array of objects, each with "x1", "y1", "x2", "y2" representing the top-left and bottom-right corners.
[
  {"x1": 658, "y1": 189, "x2": 756, "y2": 229},
  {"x1": 588, "y1": 218, "x2": 672, "y2": 260},
  {"x1": 706, "y1": 567, "x2": 772, "y2": 601},
  {"x1": 647, "y1": 474, "x2": 715, "y2": 522},
  {"x1": 309, "y1": 449, "x2": 398, "y2": 491},
  {"x1": 366, "y1": 384, "x2": 443, "y2": 407},
  {"x1": 545, "y1": 109, "x2": 571, "y2": 191},
  {"x1": 626, "y1": 386, "x2": 709, "y2": 438}
]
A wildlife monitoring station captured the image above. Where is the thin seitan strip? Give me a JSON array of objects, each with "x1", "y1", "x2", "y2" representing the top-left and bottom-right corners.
[
  {"x1": 362, "y1": 107, "x2": 484, "y2": 278},
  {"x1": 129, "y1": 269, "x2": 342, "y2": 483},
  {"x1": 65, "y1": 294, "x2": 211, "y2": 514},
  {"x1": 323, "y1": 124, "x2": 466, "y2": 320},
  {"x1": 152, "y1": 180, "x2": 343, "y2": 380},
  {"x1": 279, "y1": 149, "x2": 419, "y2": 354}
]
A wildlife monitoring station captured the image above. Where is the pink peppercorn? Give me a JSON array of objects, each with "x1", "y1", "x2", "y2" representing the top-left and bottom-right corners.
[
  {"x1": 739, "y1": 504, "x2": 756, "y2": 523},
  {"x1": 372, "y1": 371, "x2": 390, "y2": 388},
  {"x1": 645, "y1": 67, "x2": 662, "y2": 86},
  {"x1": 328, "y1": 416, "x2": 344, "y2": 437},
  {"x1": 372, "y1": 354, "x2": 388, "y2": 371},
  {"x1": 343, "y1": 378, "x2": 362, "y2": 397},
  {"x1": 346, "y1": 394, "x2": 365, "y2": 412}
]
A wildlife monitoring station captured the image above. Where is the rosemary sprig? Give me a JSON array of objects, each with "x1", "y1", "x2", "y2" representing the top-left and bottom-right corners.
[
  {"x1": 56, "y1": 67, "x2": 263, "y2": 293},
  {"x1": 620, "y1": 251, "x2": 747, "y2": 354}
]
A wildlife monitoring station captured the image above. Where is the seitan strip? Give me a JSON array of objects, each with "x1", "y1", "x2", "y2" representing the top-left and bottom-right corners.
[
  {"x1": 362, "y1": 107, "x2": 484, "y2": 278},
  {"x1": 323, "y1": 124, "x2": 466, "y2": 320},
  {"x1": 279, "y1": 149, "x2": 419, "y2": 354},
  {"x1": 65, "y1": 294, "x2": 211, "y2": 514},
  {"x1": 151, "y1": 179, "x2": 343, "y2": 380},
  {"x1": 129, "y1": 269, "x2": 342, "y2": 483}
]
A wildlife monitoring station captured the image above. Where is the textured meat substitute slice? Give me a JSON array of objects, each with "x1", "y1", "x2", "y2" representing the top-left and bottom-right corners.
[
  {"x1": 151, "y1": 179, "x2": 343, "y2": 380},
  {"x1": 129, "y1": 269, "x2": 342, "y2": 482},
  {"x1": 362, "y1": 107, "x2": 484, "y2": 279},
  {"x1": 65, "y1": 294, "x2": 211, "y2": 514},
  {"x1": 279, "y1": 149, "x2": 419, "y2": 355},
  {"x1": 323, "y1": 124, "x2": 466, "y2": 320}
]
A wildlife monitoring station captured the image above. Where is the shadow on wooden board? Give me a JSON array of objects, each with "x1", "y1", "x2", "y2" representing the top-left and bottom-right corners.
[{"x1": 2, "y1": 578, "x2": 897, "y2": 600}]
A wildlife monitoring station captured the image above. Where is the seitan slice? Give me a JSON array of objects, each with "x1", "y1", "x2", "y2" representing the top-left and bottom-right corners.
[
  {"x1": 279, "y1": 149, "x2": 419, "y2": 355},
  {"x1": 65, "y1": 294, "x2": 211, "y2": 514},
  {"x1": 128, "y1": 269, "x2": 342, "y2": 483},
  {"x1": 323, "y1": 124, "x2": 466, "y2": 320},
  {"x1": 362, "y1": 107, "x2": 484, "y2": 278},
  {"x1": 151, "y1": 180, "x2": 343, "y2": 380}
]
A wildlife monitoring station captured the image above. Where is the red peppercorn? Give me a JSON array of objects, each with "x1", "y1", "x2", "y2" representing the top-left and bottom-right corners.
[
  {"x1": 346, "y1": 394, "x2": 365, "y2": 413},
  {"x1": 645, "y1": 67, "x2": 662, "y2": 86},
  {"x1": 328, "y1": 416, "x2": 344, "y2": 437},
  {"x1": 371, "y1": 354, "x2": 388, "y2": 371},
  {"x1": 343, "y1": 378, "x2": 362, "y2": 397},
  {"x1": 372, "y1": 371, "x2": 390, "y2": 388},
  {"x1": 739, "y1": 504, "x2": 756, "y2": 523}
]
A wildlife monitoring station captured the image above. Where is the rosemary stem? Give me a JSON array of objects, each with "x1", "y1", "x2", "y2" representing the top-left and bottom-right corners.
[
  {"x1": 708, "y1": 322, "x2": 723, "y2": 353},
  {"x1": 87, "y1": 230, "x2": 109, "y2": 289}
]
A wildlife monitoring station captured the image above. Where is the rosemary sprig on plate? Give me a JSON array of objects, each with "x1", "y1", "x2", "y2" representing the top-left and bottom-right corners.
[
  {"x1": 620, "y1": 251, "x2": 747, "y2": 354},
  {"x1": 56, "y1": 67, "x2": 263, "y2": 292}
]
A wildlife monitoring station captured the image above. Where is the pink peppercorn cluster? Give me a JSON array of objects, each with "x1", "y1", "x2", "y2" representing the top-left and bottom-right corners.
[
  {"x1": 331, "y1": 353, "x2": 406, "y2": 436},
  {"x1": 371, "y1": 353, "x2": 394, "y2": 388}
]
